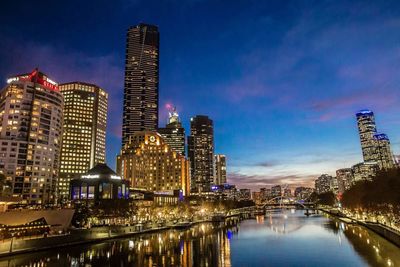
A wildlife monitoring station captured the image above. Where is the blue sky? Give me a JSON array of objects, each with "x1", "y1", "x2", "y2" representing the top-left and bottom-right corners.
[{"x1": 1, "y1": 0, "x2": 400, "y2": 190}]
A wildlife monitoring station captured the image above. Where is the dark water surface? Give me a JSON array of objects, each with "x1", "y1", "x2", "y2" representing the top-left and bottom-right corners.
[{"x1": 1, "y1": 210, "x2": 399, "y2": 267}]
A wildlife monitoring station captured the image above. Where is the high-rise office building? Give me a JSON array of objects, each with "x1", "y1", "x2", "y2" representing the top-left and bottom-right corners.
[
  {"x1": 116, "y1": 131, "x2": 190, "y2": 196},
  {"x1": 158, "y1": 107, "x2": 185, "y2": 156},
  {"x1": 58, "y1": 82, "x2": 108, "y2": 200},
  {"x1": 373, "y1": 133, "x2": 395, "y2": 169},
  {"x1": 0, "y1": 69, "x2": 63, "y2": 204},
  {"x1": 214, "y1": 154, "x2": 227, "y2": 185},
  {"x1": 356, "y1": 110, "x2": 394, "y2": 169},
  {"x1": 122, "y1": 23, "x2": 159, "y2": 148},
  {"x1": 356, "y1": 110, "x2": 377, "y2": 162},
  {"x1": 315, "y1": 174, "x2": 333, "y2": 194},
  {"x1": 188, "y1": 115, "x2": 214, "y2": 193},
  {"x1": 351, "y1": 162, "x2": 378, "y2": 182}
]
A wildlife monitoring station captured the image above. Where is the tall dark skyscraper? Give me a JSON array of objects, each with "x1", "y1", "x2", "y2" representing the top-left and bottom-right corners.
[
  {"x1": 158, "y1": 107, "x2": 185, "y2": 156},
  {"x1": 188, "y1": 115, "x2": 214, "y2": 193},
  {"x1": 122, "y1": 23, "x2": 159, "y2": 148}
]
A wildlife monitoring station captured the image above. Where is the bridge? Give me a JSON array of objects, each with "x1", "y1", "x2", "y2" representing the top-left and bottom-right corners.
[{"x1": 258, "y1": 196, "x2": 316, "y2": 209}]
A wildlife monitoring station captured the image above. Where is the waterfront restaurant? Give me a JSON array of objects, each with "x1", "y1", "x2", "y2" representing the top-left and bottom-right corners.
[{"x1": 70, "y1": 164, "x2": 129, "y2": 201}]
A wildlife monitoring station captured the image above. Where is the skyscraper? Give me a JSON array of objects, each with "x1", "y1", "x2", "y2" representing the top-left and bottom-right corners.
[
  {"x1": 214, "y1": 154, "x2": 227, "y2": 185},
  {"x1": 372, "y1": 133, "x2": 394, "y2": 169},
  {"x1": 314, "y1": 174, "x2": 333, "y2": 194},
  {"x1": 356, "y1": 110, "x2": 377, "y2": 162},
  {"x1": 158, "y1": 107, "x2": 185, "y2": 156},
  {"x1": 188, "y1": 115, "x2": 214, "y2": 193},
  {"x1": 0, "y1": 69, "x2": 63, "y2": 204},
  {"x1": 356, "y1": 109, "x2": 394, "y2": 169},
  {"x1": 58, "y1": 82, "x2": 108, "y2": 200},
  {"x1": 122, "y1": 23, "x2": 159, "y2": 148}
]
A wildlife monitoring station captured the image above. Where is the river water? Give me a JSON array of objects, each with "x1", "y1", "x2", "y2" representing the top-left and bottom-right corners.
[{"x1": 1, "y1": 210, "x2": 399, "y2": 267}]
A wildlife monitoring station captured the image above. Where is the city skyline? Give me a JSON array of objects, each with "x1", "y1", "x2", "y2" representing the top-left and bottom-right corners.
[{"x1": 1, "y1": 1, "x2": 400, "y2": 190}]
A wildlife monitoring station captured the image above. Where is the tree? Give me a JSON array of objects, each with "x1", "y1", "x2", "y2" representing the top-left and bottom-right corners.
[{"x1": 317, "y1": 192, "x2": 336, "y2": 206}]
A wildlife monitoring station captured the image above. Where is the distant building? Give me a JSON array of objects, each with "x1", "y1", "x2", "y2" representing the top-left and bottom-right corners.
[
  {"x1": 283, "y1": 188, "x2": 292, "y2": 198},
  {"x1": 351, "y1": 162, "x2": 378, "y2": 182},
  {"x1": 70, "y1": 164, "x2": 129, "y2": 201},
  {"x1": 214, "y1": 154, "x2": 227, "y2": 185},
  {"x1": 0, "y1": 69, "x2": 63, "y2": 204},
  {"x1": 271, "y1": 185, "x2": 282, "y2": 198},
  {"x1": 122, "y1": 23, "x2": 159, "y2": 147},
  {"x1": 294, "y1": 187, "x2": 313, "y2": 200},
  {"x1": 158, "y1": 107, "x2": 185, "y2": 156},
  {"x1": 238, "y1": 189, "x2": 251, "y2": 201},
  {"x1": 59, "y1": 82, "x2": 108, "y2": 200},
  {"x1": 188, "y1": 115, "x2": 214, "y2": 193},
  {"x1": 251, "y1": 191, "x2": 262, "y2": 205},
  {"x1": 315, "y1": 174, "x2": 334, "y2": 194},
  {"x1": 336, "y1": 168, "x2": 353, "y2": 194},
  {"x1": 116, "y1": 131, "x2": 190, "y2": 196}
]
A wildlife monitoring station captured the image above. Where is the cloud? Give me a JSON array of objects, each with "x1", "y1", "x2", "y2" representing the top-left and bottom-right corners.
[
  {"x1": 0, "y1": 35, "x2": 124, "y2": 140},
  {"x1": 228, "y1": 171, "x2": 317, "y2": 191}
]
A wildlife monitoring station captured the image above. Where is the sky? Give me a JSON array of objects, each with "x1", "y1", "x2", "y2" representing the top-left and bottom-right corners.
[{"x1": 1, "y1": 0, "x2": 400, "y2": 190}]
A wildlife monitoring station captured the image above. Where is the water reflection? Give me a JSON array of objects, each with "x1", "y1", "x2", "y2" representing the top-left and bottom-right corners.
[
  {"x1": 1, "y1": 210, "x2": 399, "y2": 267},
  {"x1": 0, "y1": 223, "x2": 235, "y2": 267}
]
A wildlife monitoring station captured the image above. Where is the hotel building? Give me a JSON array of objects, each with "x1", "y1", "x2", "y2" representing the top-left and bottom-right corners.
[
  {"x1": 122, "y1": 23, "x2": 159, "y2": 147},
  {"x1": 58, "y1": 82, "x2": 108, "y2": 200},
  {"x1": 116, "y1": 131, "x2": 190, "y2": 196},
  {"x1": 0, "y1": 69, "x2": 63, "y2": 204}
]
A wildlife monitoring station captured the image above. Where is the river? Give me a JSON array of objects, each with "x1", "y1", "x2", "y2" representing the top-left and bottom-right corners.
[{"x1": 0, "y1": 210, "x2": 399, "y2": 267}]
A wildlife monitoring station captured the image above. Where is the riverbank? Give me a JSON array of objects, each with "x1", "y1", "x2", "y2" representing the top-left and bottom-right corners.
[
  {"x1": 320, "y1": 208, "x2": 400, "y2": 247},
  {"x1": 0, "y1": 214, "x2": 242, "y2": 258}
]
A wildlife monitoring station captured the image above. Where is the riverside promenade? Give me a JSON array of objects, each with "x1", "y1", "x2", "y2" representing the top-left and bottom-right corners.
[
  {"x1": 0, "y1": 208, "x2": 249, "y2": 258},
  {"x1": 320, "y1": 208, "x2": 400, "y2": 247}
]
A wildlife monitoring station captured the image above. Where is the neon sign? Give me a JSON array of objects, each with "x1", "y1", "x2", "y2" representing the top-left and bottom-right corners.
[{"x1": 6, "y1": 69, "x2": 59, "y2": 92}]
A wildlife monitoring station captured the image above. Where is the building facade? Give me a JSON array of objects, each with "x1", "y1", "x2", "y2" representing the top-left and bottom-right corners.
[
  {"x1": 188, "y1": 115, "x2": 214, "y2": 193},
  {"x1": 336, "y1": 168, "x2": 353, "y2": 194},
  {"x1": 351, "y1": 162, "x2": 378, "y2": 182},
  {"x1": 373, "y1": 133, "x2": 395, "y2": 169},
  {"x1": 116, "y1": 131, "x2": 190, "y2": 196},
  {"x1": 271, "y1": 185, "x2": 282, "y2": 198},
  {"x1": 0, "y1": 69, "x2": 63, "y2": 204},
  {"x1": 315, "y1": 174, "x2": 334, "y2": 194},
  {"x1": 214, "y1": 154, "x2": 227, "y2": 185},
  {"x1": 158, "y1": 107, "x2": 185, "y2": 156},
  {"x1": 59, "y1": 82, "x2": 108, "y2": 200},
  {"x1": 294, "y1": 187, "x2": 313, "y2": 200},
  {"x1": 122, "y1": 23, "x2": 159, "y2": 147}
]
